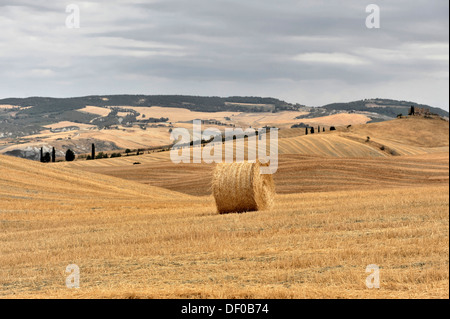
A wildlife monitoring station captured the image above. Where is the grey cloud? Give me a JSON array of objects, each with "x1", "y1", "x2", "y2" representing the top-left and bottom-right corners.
[{"x1": 0, "y1": 0, "x2": 448, "y2": 110}]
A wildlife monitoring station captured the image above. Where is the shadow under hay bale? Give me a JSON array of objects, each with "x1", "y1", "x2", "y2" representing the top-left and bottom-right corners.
[{"x1": 212, "y1": 161, "x2": 276, "y2": 214}]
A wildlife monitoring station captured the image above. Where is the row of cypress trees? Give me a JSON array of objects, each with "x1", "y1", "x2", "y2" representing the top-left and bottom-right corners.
[
  {"x1": 40, "y1": 147, "x2": 58, "y2": 163},
  {"x1": 40, "y1": 145, "x2": 94, "y2": 163},
  {"x1": 304, "y1": 126, "x2": 328, "y2": 135}
]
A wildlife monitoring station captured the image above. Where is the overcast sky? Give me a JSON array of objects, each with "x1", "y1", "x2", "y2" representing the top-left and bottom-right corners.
[{"x1": 0, "y1": 0, "x2": 448, "y2": 110}]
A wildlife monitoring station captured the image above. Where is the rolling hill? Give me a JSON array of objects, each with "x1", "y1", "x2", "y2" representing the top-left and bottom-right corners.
[
  {"x1": 57, "y1": 116, "x2": 449, "y2": 168},
  {"x1": 0, "y1": 133, "x2": 448, "y2": 298},
  {"x1": 1, "y1": 95, "x2": 448, "y2": 161},
  {"x1": 55, "y1": 116, "x2": 449, "y2": 197},
  {"x1": 320, "y1": 98, "x2": 449, "y2": 120},
  {"x1": 1, "y1": 111, "x2": 449, "y2": 299}
]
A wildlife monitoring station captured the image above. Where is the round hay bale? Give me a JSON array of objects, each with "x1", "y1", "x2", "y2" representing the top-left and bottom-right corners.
[{"x1": 212, "y1": 161, "x2": 275, "y2": 214}]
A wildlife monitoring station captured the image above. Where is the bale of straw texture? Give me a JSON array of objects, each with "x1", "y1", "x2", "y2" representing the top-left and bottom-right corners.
[{"x1": 212, "y1": 161, "x2": 275, "y2": 214}]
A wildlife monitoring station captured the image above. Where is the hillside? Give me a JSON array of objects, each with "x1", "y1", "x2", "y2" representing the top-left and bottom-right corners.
[
  {"x1": 0, "y1": 95, "x2": 295, "y2": 116},
  {"x1": 0, "y1": 153, "x2": 187, "y2": 202},
  {"x1": 343, "y1": 116, "x2": 449, "y2": 148},
  {"x1": 0, "y1": 151, "x2": 448, "y2": 298},
  {"x1": 57, "y1": 116, "x2": 449, "y2": 168},
  {"x1": 281, "y1": 117, "x2": 449, "y2": 157},
  {"x1": 1, "y1": 95, "x2": 448, "y2": 161},
  {"x1": 64, "y1": 152, "x2": 448, "y2": 197},
  {"x1": 320, "y1": 98, "x2": 449, "y2": 119},
  {"x1": 1, "y1": 113, "x2": 448, "y2": 299},
  {"x1": 56, "y1": 117, "x2": 449, "y2": 198}
]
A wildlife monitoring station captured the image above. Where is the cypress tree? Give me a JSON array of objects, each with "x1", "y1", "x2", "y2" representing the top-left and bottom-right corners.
[
  {"x1": 311, "y1": 127, "x2": 315, "y2": 134},
  {"x1": 91, "y1": 143, "x2": 95, "y2": 160},
  {"x1": 40, "y1": 147, "x2": 44, "y2": 163},
  {"x1": 305, "y1": 127, "x2": 308, "y2": 135},
  {"x1": 52, "y1": 147, "x2": 56, "y2": 163}
]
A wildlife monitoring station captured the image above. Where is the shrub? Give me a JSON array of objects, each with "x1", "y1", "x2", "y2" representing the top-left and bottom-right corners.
[
  {"x1": 95, "y1": 152, "x2": 108, "y2": 159},
  {"x1": 390, "y1": 149, "x2": 400, "y2": 156},
  {"x1": 65, "y1": 149, "x2": 75, "y2": 162},
  {"x1": 42, "y1": 152, "x2": 51, "y2": 163}
]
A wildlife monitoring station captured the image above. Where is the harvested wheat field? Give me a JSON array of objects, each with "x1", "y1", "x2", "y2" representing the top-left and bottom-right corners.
[
  {"x1": 65, "y1": 152, "x2": 449, "y2": 196},
  {"x1": 78, "y1": 106, "x2": 112, "y2": 117},
  {"x1": 0, "y1": 146, "x2": 449, "y2": 298},
  {"x1": 1, "y1": 117, "x2": 449, "y2": 299}
]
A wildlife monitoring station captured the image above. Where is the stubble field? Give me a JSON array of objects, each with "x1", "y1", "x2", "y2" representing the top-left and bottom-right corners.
[{"x1": 0, "y1": 117, "x2": 448, "y2": 299}]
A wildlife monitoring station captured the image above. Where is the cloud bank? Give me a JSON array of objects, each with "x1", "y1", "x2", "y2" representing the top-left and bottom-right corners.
[{"x1": 0, "y1": 0, "x2": 448, "y2": 109}]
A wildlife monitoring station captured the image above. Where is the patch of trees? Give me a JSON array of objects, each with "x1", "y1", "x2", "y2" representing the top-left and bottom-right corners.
[
  {"x1": 138, "y1": 117, "x2": 169, "y2": 123},
  {"x1": 92, "y1": 108, "x2": 139, "y2": 128},
  {"x1": 40, "y1": 147, "x2": 75, "y2": 162},
  {"x1": 291, "y1": 123, "x2": 311, "y2": 129},
  {"x1": 95, "y1": 152, "x2": 108, "y2": 159}
]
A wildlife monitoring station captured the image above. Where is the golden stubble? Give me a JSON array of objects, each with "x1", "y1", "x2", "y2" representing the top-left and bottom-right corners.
[{"x1": 0, "y1": 152, "x2": 448, "y2": 299}]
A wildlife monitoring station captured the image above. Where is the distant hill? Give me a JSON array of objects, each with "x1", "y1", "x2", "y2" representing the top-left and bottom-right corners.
[
  {"x1": 1, "y1": 94, "x2": 448, "y2": 161},
  {"x1": 321, "y1": 98, "x2": 449, "y2": 121},
  {"x1": 0, "y1": 95, "x2": 295, "y2": 115},
  {"x1": 294, "y1": 98, "x2": 449, "y2": 123},
  {"x1": 0, "y1": 94, "x2": 295, "y2": 139},
  {"x1": 1, "y1": 95, "x2": 447, "y2": 120}
]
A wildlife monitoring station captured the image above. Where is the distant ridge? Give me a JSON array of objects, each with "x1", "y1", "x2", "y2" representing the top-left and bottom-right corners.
[
  {"x1": 1, "y1": 95, "x2": 447, "y2": 118},
  {"x1": 321, "y1": 98, "x2": 449, "y2": 119},
  {"x1": 0, "y1": 95, "x2": 296, "y2": 114},
  {"x1": 291, "y1": 98, "x2": 449, "y2": 123}
]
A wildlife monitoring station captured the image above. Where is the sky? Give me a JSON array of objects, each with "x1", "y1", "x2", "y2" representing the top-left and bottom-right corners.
[{"x1": 0, "y1": 0, "x2": 448, "y2": 110}]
